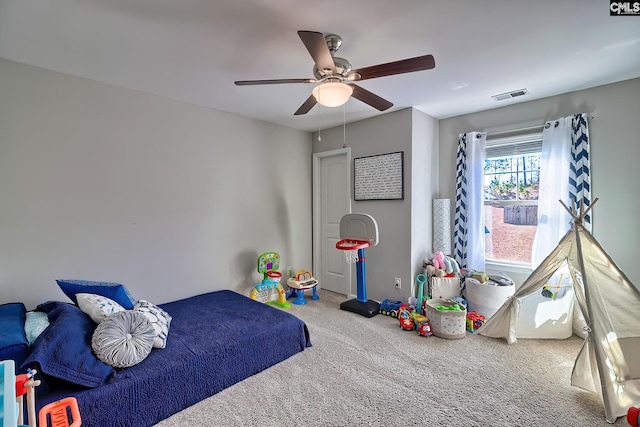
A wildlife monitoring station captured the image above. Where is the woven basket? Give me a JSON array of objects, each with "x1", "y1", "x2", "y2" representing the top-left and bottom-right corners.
[{"x1": 425, "y1": 298, "x2": 467, "y2": 340}]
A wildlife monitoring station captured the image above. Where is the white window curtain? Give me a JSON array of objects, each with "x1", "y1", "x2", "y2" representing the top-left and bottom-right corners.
[
  {"x1": 531, "y1": 113, "x2": 591, "y2": 267},
  {"x1": 453, "y1": 132, "x2": 486, "y2": 271}
]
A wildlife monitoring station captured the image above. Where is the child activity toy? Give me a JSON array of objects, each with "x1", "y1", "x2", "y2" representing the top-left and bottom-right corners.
[
  {"x1": 628, "y1": 406, "x2": 640, "y2": 426},
  {"x1": 466, "y1": 310, "x2": 486, "y2": 333},
  {"x1": 415, "y1": 273, "x2": 428, "y2": 313},
  {"x1": 1, "y1": 359, "x2": 81, "y2": 427},
  {"x1": 286, "y1": 269, "x2": 319, "y2": 305},
  {"x1": 335, "y1": 213, "x2": 380, "y2": 317},
  {"x1": 250, "y1": 252, "x2": 291, "y2": 309}
]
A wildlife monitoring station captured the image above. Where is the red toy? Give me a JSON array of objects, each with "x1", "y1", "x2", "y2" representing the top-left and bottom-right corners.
[
  {"x1": 628, "y1": 406, "x2": 640, "y2": 426},
  {"x1": 417, "y1": 320, "x2": 433, "y2": 337},
  {"x1": 466, "y1": 310, "x2": 486, "y2": 333},
  {"x1": 398, "y1": 304, "x2": 415, "y2": 331}
]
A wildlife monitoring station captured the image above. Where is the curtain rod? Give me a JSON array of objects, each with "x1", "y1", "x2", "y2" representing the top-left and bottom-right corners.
[
  {"x1": 486, "y1": 124, "x2": 545, "y2": 139},
  {"x1": 486, "y1": 115, "x2": 595, "y2": 139}
]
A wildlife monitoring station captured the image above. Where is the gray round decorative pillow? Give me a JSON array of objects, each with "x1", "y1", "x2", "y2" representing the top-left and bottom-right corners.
[{"x1": 92, "y1": 310, "x2": 156, "y2": 368}]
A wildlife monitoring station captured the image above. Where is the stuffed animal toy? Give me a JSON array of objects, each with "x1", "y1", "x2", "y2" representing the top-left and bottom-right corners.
[
  {"x1": 442, "y1": 256, "x2": 453, "y2": 274},
  {"x1": 432, "y1": 251, "x2": 446, "y2": 270},
  {"x1": 444, "y1": 255, "x2": 460, "y2": 275},
  {"x1": 424, "y1": 255, "x2": 446, "y2": 277},
  {"x1": 425, "y1": 264, "x2": 436, "y2": 276}
]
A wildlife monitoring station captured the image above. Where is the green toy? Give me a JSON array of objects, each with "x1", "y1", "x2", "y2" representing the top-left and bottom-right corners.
[{"x1": 249, "y1": 252, "x2": 291, "y2": 309}]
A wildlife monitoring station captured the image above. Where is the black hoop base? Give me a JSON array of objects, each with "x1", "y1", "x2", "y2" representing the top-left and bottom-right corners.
[{"x1": 340, "y1": 298, "x2": 380, "y2": 318}]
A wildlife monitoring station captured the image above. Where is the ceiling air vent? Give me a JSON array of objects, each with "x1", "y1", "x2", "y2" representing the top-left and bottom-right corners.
[{"x1": 492, "y1": 88, "x2": 529, "y2": 101}]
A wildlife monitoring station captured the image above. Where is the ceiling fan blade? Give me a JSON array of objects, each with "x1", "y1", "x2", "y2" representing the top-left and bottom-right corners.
[
  {"x1": 350, "y1": 84, "x2": 393, "y2": 111},
  {"x1": 298, "y1": 30, "x2": 336, "y2": 75},
  {"x1": 294, "y1": 95, "x2": 318, "y2": 116},
  {"x1": 235, "y1": 78, "x2": 315, "y2": 86},
  {"x1": 349, "y1": 54, "x2": 435, "y2": 81}
]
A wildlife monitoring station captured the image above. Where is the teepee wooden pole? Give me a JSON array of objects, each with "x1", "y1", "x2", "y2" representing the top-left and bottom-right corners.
[
  {"x1": 560, "y1": 198, "x2": 598, "y2": 229},
  {"x1": 559, "y1": 199, "x2": 576, "y2": 219}
]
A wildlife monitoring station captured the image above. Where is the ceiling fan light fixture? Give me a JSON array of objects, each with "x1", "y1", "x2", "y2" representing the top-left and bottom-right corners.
[{"x1": 312, "y1": 82, "x2": 353, "y2": 107}]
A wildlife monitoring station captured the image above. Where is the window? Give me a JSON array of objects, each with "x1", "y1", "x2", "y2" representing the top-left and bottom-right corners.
[{"x1": 483, "y1": 133, "x2": 542, "y2": 265}]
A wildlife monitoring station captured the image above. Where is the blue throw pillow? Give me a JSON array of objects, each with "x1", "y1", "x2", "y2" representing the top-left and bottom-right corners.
[
  {"x1": 0, "y1": 303, "x2": 29, "y2": 371},
  {"x1": 21, "y1": 301, "x2": 114, "y2": 388},
  {"x1": 56, "y1": 279, "x2": 136, "y2": 309}
]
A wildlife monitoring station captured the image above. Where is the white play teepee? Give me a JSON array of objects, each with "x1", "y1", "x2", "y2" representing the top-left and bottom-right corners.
[{"x1": 479, "y1": 198, "x2": 640, "y2": 423}]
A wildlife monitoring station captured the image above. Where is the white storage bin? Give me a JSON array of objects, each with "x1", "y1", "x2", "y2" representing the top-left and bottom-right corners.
[
  {"x1": 463, "y1": 277, "x2": 515, "y2": 320},
  {"x1": 425, "y1": 299, "x2": 466, "y2": 340},
  {"x1": 429, "y1": 276, "x2": 462, "y2": 300}
]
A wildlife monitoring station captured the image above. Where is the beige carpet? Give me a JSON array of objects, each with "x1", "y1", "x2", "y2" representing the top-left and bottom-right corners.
[{"x1": 156, "y1": 290, "x2": 626, "y2": 426}]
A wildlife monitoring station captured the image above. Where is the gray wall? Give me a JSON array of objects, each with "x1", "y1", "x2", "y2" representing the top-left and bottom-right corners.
[
  {"x1": 439, "y1": 78, "x2": 640, "y2": 287},
  {"x1": 410, "y1": 109, "x2": 439, "y2": 295},
  {"x1": 312, "y1": 108, "x2": 438, "y2": 302},
  {"x1": 2, "y1": 55, "x2": 637, "y2": 309},
  {"x1": 0, "y1": 58, "x2": 313, "y2": 309}
]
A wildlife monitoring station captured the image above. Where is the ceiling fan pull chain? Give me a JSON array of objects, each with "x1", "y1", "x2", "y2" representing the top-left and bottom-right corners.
[
  {"x1": 317, "y1": 103, "x2": 322, "y2": 142},
  {"x1": 343, "y1": 104, "x2": 347, "y2": 148}
]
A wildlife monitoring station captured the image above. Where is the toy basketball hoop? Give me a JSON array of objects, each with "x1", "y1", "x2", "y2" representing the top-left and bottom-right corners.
[
  {"x1": 336, "y1": 239, "x2": 370, "y2": 264},
  {"x1": 336, "y1": 213, "x2": 380, "y2": 318},
  {"x1": 266, "y1": 270, "x2": 282, "y2": 282}
]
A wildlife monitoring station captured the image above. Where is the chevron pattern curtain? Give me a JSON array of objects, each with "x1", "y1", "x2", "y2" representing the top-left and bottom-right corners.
[
  {"x1": 453, "y1": 133, "x2": 468, "y2": 266},
  {"x1": 453, "y1": 132, "x2": 486, "y2": 271},
  {"x1": 569, "y1": 113, "x2": 591, "y2": 231}
]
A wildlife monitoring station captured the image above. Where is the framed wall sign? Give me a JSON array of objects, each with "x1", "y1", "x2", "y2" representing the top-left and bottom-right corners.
[{"x1": 353, "y1": 151, "x2": 404, "y2": 201}]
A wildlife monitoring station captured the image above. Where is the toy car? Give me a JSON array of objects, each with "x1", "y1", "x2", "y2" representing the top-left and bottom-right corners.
[
  {"x1": 417, "y1": 320, "x2": 433, "y2": 337},
  {"x1": 398, "y1": 304, "x2": 415, "y2": 331},
  {"x1": 412, "y1": 313, "x2": 428, "y2": 324},
  {"x1": 379, "y1": 299, "x2": 403, "y2": 318}
]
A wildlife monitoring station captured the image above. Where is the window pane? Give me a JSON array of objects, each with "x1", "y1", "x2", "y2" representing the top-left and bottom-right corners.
[
  {"x1": 484, "y1": 153, "x2": 540, "y2": 201},
  {"x1": 484, "y1": 205, "x2": 537, "y2": 263},
  {"x1": 484, "y1": 152, "x2": 540, "y2": 264}
]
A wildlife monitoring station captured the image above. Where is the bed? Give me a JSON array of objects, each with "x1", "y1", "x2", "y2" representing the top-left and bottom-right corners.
[{"x1": 1, "y1": 289, "x2": 311, "y2": 427}]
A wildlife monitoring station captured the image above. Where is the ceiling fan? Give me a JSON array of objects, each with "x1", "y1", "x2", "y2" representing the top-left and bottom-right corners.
[{"x1": 234, "y1": 30, "x2": 435, "y2": 115}]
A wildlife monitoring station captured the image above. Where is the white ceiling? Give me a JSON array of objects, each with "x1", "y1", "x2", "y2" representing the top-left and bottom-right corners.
[{"x1": 1, "y1": 0, "x2": 639, "y2": 132}]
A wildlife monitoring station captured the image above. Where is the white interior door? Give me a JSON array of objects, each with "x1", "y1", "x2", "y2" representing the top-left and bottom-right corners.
[{"x1": 313, "y1": 148, "x2": 351, "y2": 296}]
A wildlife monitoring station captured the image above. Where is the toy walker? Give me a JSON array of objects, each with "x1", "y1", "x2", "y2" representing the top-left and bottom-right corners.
[
  {"x1": 335, "y1": 213, "x2": 380, "y2": 317},
  {"x1": 250, "y1": 252, "x2": 291, "y2": 309}
]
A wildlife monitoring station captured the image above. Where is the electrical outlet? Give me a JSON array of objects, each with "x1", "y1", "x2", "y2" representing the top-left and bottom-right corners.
[{"x1": 394, "y1": 277, "x2": 401, "y2": 290}]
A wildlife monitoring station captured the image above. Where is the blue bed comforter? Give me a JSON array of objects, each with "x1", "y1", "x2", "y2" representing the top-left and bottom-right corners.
[{"x1": 34, "y1": 290, "x2": 311, "y2": 427}]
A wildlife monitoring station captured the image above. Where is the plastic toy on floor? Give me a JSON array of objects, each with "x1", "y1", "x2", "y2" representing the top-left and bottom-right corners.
[
  {"x1": 250, "y1": 252, "x2": 291, "y2": 309},
  {"x1": 628, "y1": 406, "x2": 640, "y2": 426},
  {"x1": 415, "y1": 273, "x2": 428, "y2": 315},
  {"x1": 398, "y1": 304, "x2": 415, "y2": 331},
  {"x1": 379, "y1": 299, "x2": 403, "y2": 317},
  {"x1": 417, "y1": 320, "x2": 433, "y2": 337},
  {"x1": 335, "y1": 213, "x2": 380, "y2": 318},
  {"x1": 466, "y1": 310, "x2": 486, "y2": 333},
  {"x1": 286, "y1": 269, "x2": 319, "y2": 305}
]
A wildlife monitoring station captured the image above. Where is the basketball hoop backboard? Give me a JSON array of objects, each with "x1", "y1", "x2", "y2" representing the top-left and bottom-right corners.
[{"x1": 339, "y1": 214, "x2": 379, "y2": 246}]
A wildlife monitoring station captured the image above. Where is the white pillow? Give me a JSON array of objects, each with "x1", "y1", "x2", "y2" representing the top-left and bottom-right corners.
[
  {"x1": 77, "y1": 293, "x2": 125, "y2": 324},
  {"x1": 134, "y1": 300, "x2": 172, "y2": 349},
  {"x1": 92, "y1": 310, "x2": 155, "y2": 368}
]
